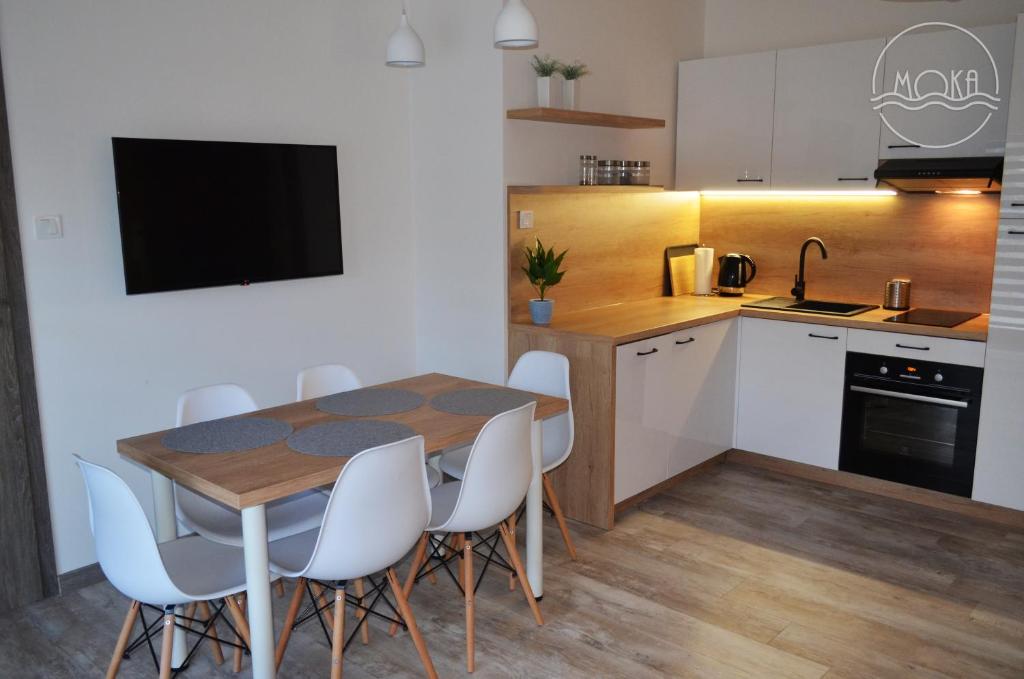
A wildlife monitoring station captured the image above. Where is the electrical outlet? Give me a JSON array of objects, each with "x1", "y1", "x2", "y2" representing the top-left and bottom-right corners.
[{"x1": 518, "y1": 210, "x2": 534, "y2": 229}]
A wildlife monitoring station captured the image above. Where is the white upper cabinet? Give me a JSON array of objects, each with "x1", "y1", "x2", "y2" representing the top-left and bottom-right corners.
[
  {"x1": 676, "y1": 51, "x2": 776, "y2": 190},
  {"x1": 878, "y1": 23, "x2": 1015, "y2": 158},
  {"x1": 772, "y1": 39, "x2": 884, "y2": 189}
]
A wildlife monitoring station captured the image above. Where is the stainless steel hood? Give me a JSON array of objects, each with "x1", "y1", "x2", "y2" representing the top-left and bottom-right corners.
[{"x1": 874, "y1": 157, "x2": 1004, "y2": 194}]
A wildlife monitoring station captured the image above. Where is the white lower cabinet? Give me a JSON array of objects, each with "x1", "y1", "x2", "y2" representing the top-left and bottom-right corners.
[
  {"x1": 614, "y1": 320, "x2": 738, "y2": 503},
  {"x1": 736, "y1": 318, "x2": 847, "y2": 469},
  {"x1": 658, "y1": 321, "x2": 738, "y2": 477}
]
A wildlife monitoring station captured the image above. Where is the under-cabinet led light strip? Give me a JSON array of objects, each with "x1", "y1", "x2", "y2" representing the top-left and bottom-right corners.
[{"x1": 699, "y1": 189, "x2": 898, "y2": 197}]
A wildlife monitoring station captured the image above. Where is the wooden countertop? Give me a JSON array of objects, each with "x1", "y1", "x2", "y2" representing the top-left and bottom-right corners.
[{"x1": 510, "y1": 295, "x2": 989, "y2": 345}]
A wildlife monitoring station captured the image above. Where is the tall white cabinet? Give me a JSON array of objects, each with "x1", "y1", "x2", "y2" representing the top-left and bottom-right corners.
[
  {"x1": 676, "y1": 52, "x2": 776, "y2": 190},
  {"x1": 973, "y1": 16, "x2": 1024, "y2": 512},
  {"x1": 736, "y1": 318, "x2": 847, "y2": 470},
  {"x1": 772, "y1": 39, "x2": 884, "y2": 189}
]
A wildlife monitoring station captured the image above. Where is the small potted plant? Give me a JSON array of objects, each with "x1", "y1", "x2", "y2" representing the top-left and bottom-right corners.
[
  {"x1": 522, "y1": 239, "x2": 567, "y2": 326},
  {"x1": 558, "y1": 60, "x2": 589, "y2": 110},
  {"x1": 531, "y1": 54, "x2": 561, "y2": 108}
]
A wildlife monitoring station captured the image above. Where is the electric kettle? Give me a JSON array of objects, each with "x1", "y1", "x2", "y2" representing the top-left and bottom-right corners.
[{"x1": 717, "y1": 253, "x2": 757, "y2": 296}]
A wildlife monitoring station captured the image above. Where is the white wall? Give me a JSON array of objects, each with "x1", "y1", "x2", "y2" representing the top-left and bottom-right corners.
[
  {"x1": 504, "y1": 0, "x2": 705, "y2": 187},
  {"x1": 409, "y1": 0, "x2": 507, "y2": 384},
  {"x1": 704, "y1": 0, "x2": 1024, "y2": 57},
  {"x1": 0, "y1": 0, "x2": 418, "y2": 573}
]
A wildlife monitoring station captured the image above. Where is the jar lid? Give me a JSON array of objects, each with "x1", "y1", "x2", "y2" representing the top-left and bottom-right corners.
[
  {"x1": 639, "y1": 161, "x2": 651, "y2": 167},
  {"x1": 598, "y1": 160, "x2": 617, "y2": 166},
  {"x1": 579, "y1": 154, "x2": 597, "y2": 160}
]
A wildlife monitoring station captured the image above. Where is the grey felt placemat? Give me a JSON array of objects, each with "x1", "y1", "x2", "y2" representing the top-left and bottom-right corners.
[
  {"x1": 287, "y1": 420, "x2": 417, "y2": 457},
  {"x1": 430, "y1": 388, "x2": 536, "y2": 417},
  {"x1": 161, "y1": 417, "x2": 293, "y2": 454},
  {"x1": 316, "y1": 388, "x2": 426, "y2": 417}
]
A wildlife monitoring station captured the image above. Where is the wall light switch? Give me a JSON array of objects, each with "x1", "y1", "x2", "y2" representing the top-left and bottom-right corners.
[
  {"x1": 518, "y1": 210, "x2": 534, "y2": 229},
  {"x1": 34, "y1": 215, "x2": 63, "y2": 240}
]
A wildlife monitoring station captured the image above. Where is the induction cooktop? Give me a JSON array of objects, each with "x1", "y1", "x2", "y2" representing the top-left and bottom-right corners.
[{"x1": 883, "y1": 308, "x2": 980, "y2": 328}]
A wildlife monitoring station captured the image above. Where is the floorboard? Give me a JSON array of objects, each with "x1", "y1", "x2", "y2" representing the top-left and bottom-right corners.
[{"x1": 2, "y1": 462, "x2": 1021, "y2": 678}]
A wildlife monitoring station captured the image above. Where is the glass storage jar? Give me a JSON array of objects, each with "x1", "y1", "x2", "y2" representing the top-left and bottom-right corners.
[
  {"x1": 597, "y1": 160, "x2": 622, "y2": 185},
  {"x1": 579, "y1": 155, "x2": 597, "y2": 186}
]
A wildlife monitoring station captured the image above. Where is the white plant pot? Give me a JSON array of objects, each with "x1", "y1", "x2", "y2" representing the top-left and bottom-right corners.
[
  {"x1": 562, "y1": 79, "x2": 578, "y2": 110},
  {"x1": 536, "y1": 76, "x2": 557, "y2": 107}
]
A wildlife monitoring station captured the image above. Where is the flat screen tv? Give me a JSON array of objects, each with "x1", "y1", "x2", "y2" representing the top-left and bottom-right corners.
[{"x1": 112, "y1": 137, "x2": 343, "y2": 294}]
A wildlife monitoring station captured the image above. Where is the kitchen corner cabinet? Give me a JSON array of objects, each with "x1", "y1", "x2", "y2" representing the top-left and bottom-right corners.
[
  {"x1": 676, "y1": 52, "x2": 776, "y2": 190},
  {"x1": 614, "y1": 320, "x2": 737, "y2": 503},
  {"x1": 771, "y1": 39, "x2": 884, "y2": 189},
  {"x1": 736, "y1": 318, "x2": 847, "y2": 469},
  {"x1": 878, "y1": 23, "x2": 1015, "y2": 159}
]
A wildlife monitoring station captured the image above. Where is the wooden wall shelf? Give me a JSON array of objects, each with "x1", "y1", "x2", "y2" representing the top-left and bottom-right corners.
[
  {"x1": 508, "y1": 185, "x2": 665, "y2": 194},
  {"x1": 506, "y1": 108, "x2": 666, "y2": 129}
]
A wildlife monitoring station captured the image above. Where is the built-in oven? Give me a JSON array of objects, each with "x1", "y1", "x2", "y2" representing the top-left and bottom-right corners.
[{"x1": 839, "y1": 352, "x2": 984, "y2": 497}]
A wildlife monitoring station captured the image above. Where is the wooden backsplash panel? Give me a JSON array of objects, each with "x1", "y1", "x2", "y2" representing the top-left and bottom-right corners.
[
  {"x1": 699, "y1": 194, "x2": 1000, "y2": 312},
  {"x1": 508, "y1": 190, "x2": 701, "y2": 321}
]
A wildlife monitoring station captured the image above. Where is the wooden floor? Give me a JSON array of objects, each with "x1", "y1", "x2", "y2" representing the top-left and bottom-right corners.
[{"x1": 3, "y1": 462, "x2": 1023, "y2": 678}]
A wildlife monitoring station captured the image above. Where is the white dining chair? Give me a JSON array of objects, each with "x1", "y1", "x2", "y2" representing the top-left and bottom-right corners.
[
  {"x1": 75, "y1": 455, "x2": 268, "y2": 678},
  {"x1": 268, "y1": 435, "x2": 438, "y2": 679},
  {"x1": 296, "y1": 365, "x2": 442, "y2": 489},
  {"x1": 296, "y1": 364, "x2": 362, "y2": 402},
  {"x1": 439, "y1": 351, "x2": 577, "y2": 559},
  {"x1": 404, "y1": 402, "x2": 544, "y2": 673},
  {"x1": 173, "y1": 384, "x2": 329, "y2": 549}
]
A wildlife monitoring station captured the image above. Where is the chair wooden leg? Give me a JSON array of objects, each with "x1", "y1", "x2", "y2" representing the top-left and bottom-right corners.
[
  {"x1": 158, "y1": 608, "x2": 175, "y2": 679},
  {"x1": 499, "y1": 521, "x2": 544, "y2": 626},
  {"x1": 386, "y1": 568, "x2": 438, "y2": 679},
  {"x1": 353, "y1": 578, "x2": 370, "y2": 645},
  {"x1": 197, "y1": 600, "x2": 224, "y2": 666},
  {"x1": 543, "y1": 472, "x2": 578, "y2": 561},
  {"x1": 225, "y1": 594, "x2": 250, "y2": 673},
  {"x1": 330, "y1": 586, "x2": 346, "y2": 679},
  {"x1": 105, "y1": 600, "x2": 140, "y2": 679},
  {"x1": 311, "y1": 581, "x2": 336, "y2": 629},
  {"x1": 274, "y1": 579, "x2": 285, "y2": 598},
  {"x1": 507, "y1": 510, "x2": 518, "y2": 590},
  {"x1": 464, "y1": 533, "x2": 475, "y2": 673},
  {"x1": 390, "y1": 533, "x2": 428, "y2": 636},
  {"x1": 275, "y1": 577, "x2": 307, "y2": 670}
]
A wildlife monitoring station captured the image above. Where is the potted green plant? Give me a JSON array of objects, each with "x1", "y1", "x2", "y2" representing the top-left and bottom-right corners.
[
  {"x1": 522, "y1": 239, "x2": 568, "y2": 326},
  {"x1": 530, "y1": 54, "x2": 561, "y2": 108},
  {"x1": 558, "y1": 60, "x2": 589, "y2": 110}
]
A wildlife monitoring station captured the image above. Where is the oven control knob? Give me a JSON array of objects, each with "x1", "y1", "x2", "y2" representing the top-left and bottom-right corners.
[
  {"x1": 935, "y1": 373, "x2": 944, "y2": 383},
  {"x1": 879, "y1": 366, "x2": 889, "y2": 375}
]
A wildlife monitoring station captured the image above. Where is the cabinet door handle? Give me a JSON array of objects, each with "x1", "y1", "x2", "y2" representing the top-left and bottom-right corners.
[
  {"x1": 1010, "y1": 203, "x2": 1024, "y2": 207},
  {"x1": 1008, "y1": 230, "x2": 1024, "y2": 235},
  {"x1": 675, "y1": 338, "x2": 695, "y2": 345},
  {"x1": 896, "y1": 343, "x2": 930, "y2": 351},
  {"x1": 636, "y1": 348, "x2": 659, "y2": 356},
  {"x1": 837, "y1": 177, "x2": 869, "y2": 181},
  {"x1": 887, "y1": 144, "x2": 921, "y2": 149},
  {"x1": 808, "y1": 333, "x2": 839, "y2": 340},
  {"x1": 736, "y1": 178, "x2": 765, "y2": 183}
]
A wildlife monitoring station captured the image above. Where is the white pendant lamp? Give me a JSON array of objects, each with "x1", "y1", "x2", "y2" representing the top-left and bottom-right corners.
[
  {"x1": 386, "y1": 2, "x2": 425, "y2": 68},
  {"x1": 494, "y1": 0, "x2": 538, "y2": 49}
]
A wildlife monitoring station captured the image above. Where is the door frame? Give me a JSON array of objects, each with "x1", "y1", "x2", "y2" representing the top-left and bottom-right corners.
[{"x1": 0, "y1": 45, "x2": 59, "y2": 611}]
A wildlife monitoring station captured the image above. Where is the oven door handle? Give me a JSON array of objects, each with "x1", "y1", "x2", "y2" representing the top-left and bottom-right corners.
[{"x1": 849, "y1": 385, "x2": 969, "y2": 409}]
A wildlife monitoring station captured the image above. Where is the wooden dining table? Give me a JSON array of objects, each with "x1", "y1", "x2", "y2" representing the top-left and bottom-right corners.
[{"x1": 117, "y1": 372, "x2": 569, "y2": 679}]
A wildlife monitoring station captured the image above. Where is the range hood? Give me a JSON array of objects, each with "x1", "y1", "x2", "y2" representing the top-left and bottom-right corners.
[{"x1": 874, "y1": 157, "x2": 1003, "y2": 194}]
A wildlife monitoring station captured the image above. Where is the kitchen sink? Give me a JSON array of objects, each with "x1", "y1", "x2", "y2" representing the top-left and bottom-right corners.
[{"x1": 742, "y1": 296, "x2": 878, "y2": 317}]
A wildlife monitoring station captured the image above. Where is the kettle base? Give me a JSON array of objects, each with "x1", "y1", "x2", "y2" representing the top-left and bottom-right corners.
[{"x1": 718, "y1": 286, "x2": 745, "y2": 297}]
